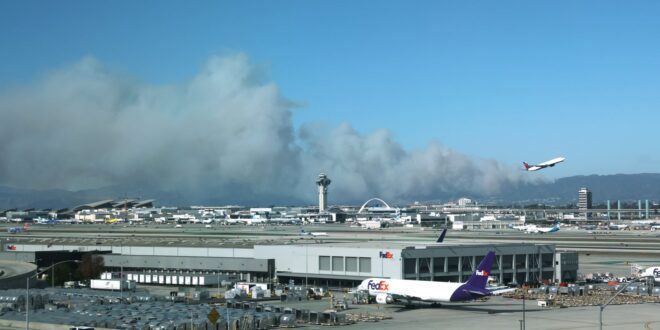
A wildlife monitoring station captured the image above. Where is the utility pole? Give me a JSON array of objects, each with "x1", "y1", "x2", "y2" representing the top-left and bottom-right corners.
[
  {"x1": 522, "y1": 292, "x2": 526, "y2": 330},
  {"x1": 120, "y1": 264, "x2": 123, "y2": 302},
  {"x1": 600, "y1": 280, "x2": 635, "y2": 330}
]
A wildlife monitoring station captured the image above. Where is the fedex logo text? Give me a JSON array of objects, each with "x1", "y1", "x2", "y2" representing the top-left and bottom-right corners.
[
  {"x1": 379, "y1": 251, "x2": 393, "y2": 259},
  {"x1": 476, "y1": 270, "x2": 489, "y2": 277},
  {"x1": 367, "y1": 280, "x2": 389, "y2": 291}
]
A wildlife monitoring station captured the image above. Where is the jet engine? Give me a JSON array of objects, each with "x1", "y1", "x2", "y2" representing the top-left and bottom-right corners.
[{"x1": 375, "y1": 293, "x2": 394, "y2": 304}]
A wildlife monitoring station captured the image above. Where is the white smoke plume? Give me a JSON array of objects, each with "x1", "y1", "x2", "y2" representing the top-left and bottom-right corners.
[{"x1": 0, "y1": 54, "x2": 527, "y2": 205}]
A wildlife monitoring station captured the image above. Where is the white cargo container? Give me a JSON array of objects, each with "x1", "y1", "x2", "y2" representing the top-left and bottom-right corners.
[
  {"x1": 452, "y1": 221, "x2": 464, "y2": 230},
  {"x1": 192, "y1": 276, "x2": 198, "y2": 285},
  {"x1": 184, "y1": 276, "x2": 191, "y2": 285},
  {"x1": 159, "y1": 275, "x2": 165, "y2": 284},
  {"x1": 179, "y1": 276, "x2": 184, "y2": 285},
  {"x1": 90, "y1": 279, "x2": 133, "y2": 291},
  {"x1": 139, "y1": 274, "x2": 145, "y2": 283},
  {"x1": 165, "y1": 276, "x2": 171, "y2": 285}
]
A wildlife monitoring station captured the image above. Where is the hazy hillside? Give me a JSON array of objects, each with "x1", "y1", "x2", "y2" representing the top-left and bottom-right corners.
[
  {"x1": 496, "y1": 173, "x2": 660, "y2": 205},
  {"x1": 1, "y1": 173, "x2": 660, "y2": 209}
]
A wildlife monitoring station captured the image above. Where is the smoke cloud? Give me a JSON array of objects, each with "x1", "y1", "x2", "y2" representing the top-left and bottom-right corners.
[{"x1": 0, "y1": 54, "x2": 528, "y2": 205}]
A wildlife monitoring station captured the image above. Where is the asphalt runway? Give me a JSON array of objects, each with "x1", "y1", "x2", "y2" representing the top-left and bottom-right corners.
[{"x1": 267, "y1": 295, "x2": 660, "y2": 330}]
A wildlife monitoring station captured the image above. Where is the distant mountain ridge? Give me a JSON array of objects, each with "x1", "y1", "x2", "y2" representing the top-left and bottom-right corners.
[
  {"x1": 1, "y1": 173, "x2": 659, "y2": 209},
  {"x1": 496, "y1": 173, "x2": 660, "y2": 204}
]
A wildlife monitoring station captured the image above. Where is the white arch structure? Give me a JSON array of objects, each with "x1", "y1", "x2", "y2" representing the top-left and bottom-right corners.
[{"x1": 358, "y1": 198, "x2": 392, "y2": 214}]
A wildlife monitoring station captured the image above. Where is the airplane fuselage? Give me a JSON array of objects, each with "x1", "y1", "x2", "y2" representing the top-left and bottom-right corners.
[
  {"x1": 640, "y1": 267, "x2": 660, "y2": 282},
  {"x1": 358, "y1": 278, "x2": 480, "y2": 303},
  {"x1": 524, "y1": 157, "x2": 565, "y2": 171}
]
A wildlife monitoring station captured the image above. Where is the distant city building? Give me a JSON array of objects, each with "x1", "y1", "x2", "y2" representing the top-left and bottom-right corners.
[
  {"x1": 457, "y1": 197, "x2": 473, "y2": 206},
  {"x1": 578, "y1": 187, "x2": 592, "y2": 219},
  {"x1": 316, "y1": 173, "x2": 331, "y2": 213}
]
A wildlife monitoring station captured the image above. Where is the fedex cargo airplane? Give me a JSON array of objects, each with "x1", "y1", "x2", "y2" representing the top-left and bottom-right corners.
[
  {"x1": 523, "y1": 157, "x2": 565, "y2": 171},
  {"x1": 633, "y1": 264, "x2": 660, "y2": 283},
  {"x1": 357, "y1": 251, "x2": 495, "y2": 305}
]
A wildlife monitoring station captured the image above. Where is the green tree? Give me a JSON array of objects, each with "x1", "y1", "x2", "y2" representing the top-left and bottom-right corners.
[
  {"x1": 77, "y1": 254, "x2": 104, "y2": 280},
  {"x1": 51, "y1": 262, "x2": 76, "y2": 286}
]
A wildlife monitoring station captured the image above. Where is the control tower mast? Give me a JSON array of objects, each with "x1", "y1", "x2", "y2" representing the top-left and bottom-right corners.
[{"x1": 316, "y1": 173, "x2": 331, "y2": 213}]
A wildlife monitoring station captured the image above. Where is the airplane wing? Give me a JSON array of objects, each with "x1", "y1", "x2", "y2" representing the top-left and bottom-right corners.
[
  {"x1": 391, "y1": 293, "x2": 426, "y2": 301},
  {"x1": 488, "y1": 287, "x2": 516, "y2": 295},
  {"x1": 465, "y1": 289, "x2": 491, "y2": 297},
  {"x1": 364, "y1": 290, "x2": 425, "y2": 302}
]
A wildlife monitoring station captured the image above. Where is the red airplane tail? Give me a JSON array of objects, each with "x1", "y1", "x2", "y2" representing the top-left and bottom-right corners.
[{"x1": 522, "y1": 162, "x2": 530, "y2": 170}]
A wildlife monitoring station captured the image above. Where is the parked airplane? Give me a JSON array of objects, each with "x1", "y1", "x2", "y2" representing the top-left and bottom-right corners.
[
  {"x1": 34, "y1": 218, "x2": 59, "y2": 225},
  {"x1": 609, "y1": 223, "x2": 629, "y2": 230},
  {"x1": 633, "y1": 265, "x2": 660, "y2": 282},
  {"x1": 511, "y1": 224, "x2": 534, "y2": 231},
  {"x1": 240, "y1": 218, "x2": 267, "y2": 225},
  {"x1": 7, "y1": 223, "x2": 29, "y2": 234},
  {"x1": 7, "y1": 227, "x2": 22, "y2": 234},
  {"x1": 525, "y1": 223, "x2": 560, "y2": 234},
  {"x1": 268, "y1": 218, "x2": 303, "y2": 225},
  {"x1": 300, "y1": 229, "x2": 328, "y2": 237},
  {"x1": 357, "y1": 251, "x2": 495, "y2": 305},
  {"x1": 523, "y1": 157, "x2": 565, "y2": 171}
]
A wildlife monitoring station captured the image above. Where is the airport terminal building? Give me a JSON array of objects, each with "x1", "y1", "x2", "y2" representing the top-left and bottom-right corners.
[
  {"x1": 256, "y1": 242, "x2": 567, "y2": 287},
  {"x1": 1, "y1": 239, "x2": 576, "y2": 288}
]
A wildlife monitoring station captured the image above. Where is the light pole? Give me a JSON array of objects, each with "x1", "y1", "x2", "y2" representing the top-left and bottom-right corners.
[
  {"x1": 119, "y1": 263, "x2": 124, "y2": 303},
  {"x1": 522, "y1": 291, "x2": 526, "y2": 330},
  {"x1": 599, "y1": 280, "x2": 635, "y2": 330},
  {"x1": 26, "y1": 260, "x2": 80, "y2": 330}
]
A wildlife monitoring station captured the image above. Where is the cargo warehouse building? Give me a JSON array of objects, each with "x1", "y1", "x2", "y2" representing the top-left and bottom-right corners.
[{"x1": 1, "y1": 241, "x2": 576, "y2": 288}]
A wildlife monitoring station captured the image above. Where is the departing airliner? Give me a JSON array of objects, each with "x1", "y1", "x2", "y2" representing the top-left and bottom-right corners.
[
  {"x1": 357, "y1": 251, "x2": 496, "y2": 305},
  {"x1": 523, "y1": 157, "x2": 565, "y2": 171}
]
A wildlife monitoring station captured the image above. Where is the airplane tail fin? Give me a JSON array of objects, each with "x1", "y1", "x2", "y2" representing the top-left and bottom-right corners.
[
  {"x1": 522, "y1": 162, "x2": 530, "y2": 170},
  {"x1": 436, "y1": 228, "x2": 447, "y2": 243},
  {"x1": 465, "y1": 251, "x2": 495, "y2": 290}
]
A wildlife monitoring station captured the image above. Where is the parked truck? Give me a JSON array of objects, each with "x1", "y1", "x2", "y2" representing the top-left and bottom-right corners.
[{"x1": 90, "y1": 279, "x2": 135, "y2": 291}]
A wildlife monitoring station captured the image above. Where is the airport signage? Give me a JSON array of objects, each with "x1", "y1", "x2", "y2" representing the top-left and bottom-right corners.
[{"x1": 207, "y1": 308, "x2": 219, "y2": 324}]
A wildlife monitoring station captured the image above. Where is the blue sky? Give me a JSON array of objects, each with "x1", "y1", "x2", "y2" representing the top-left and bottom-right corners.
[{"x1": 1, "y1": 1, "x2": 659, "y2": 179}]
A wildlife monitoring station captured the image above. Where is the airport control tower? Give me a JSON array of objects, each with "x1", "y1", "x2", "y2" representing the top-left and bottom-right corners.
[{"x1": 316, "y1": 173, "x2": 331, "y2": 213}]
